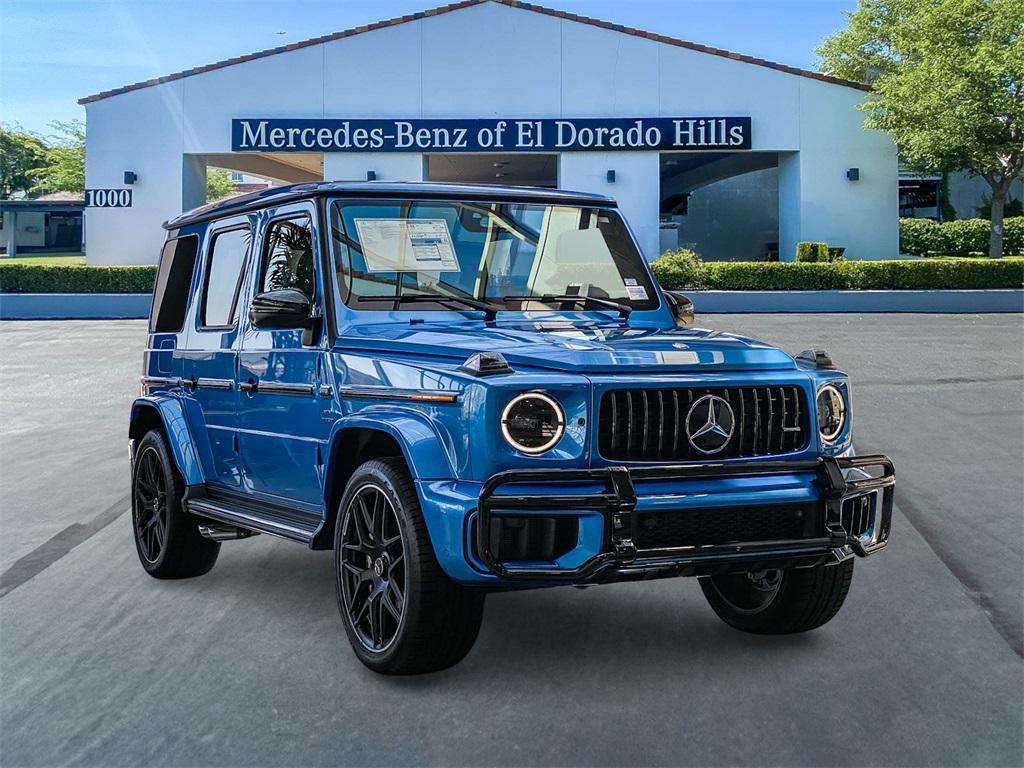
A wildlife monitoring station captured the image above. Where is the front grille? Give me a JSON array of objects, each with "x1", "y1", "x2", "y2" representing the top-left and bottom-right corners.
[
  {"x1": 634, "y1": 504, "x2": 820, "y2": 550},
  {"x1": 598, "y1": 386, "x2": 809, "y2": 461}
]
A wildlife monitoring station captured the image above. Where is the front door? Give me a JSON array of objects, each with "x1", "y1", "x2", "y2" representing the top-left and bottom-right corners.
[{"x1": 236, "y1": 203, "x2": 328, "y2": 508}]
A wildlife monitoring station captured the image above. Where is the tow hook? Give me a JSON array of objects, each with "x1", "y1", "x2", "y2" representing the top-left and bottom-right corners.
[
  {"x1": 615, "y1": 539, "x2": 637, "y2": 563},
  {"x1": 827, "y1": 521, "x2": 869, "y2": 557},
  {"x1": 826, "y1": 522, "x2": 849, "y2": 548}
]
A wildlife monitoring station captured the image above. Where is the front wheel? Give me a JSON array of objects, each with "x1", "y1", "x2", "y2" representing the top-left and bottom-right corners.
[
  {"x1": 699, "y1": 560, "x2": 854, "y2": 634},
  {"x1": 333, "y1": 458, "x2": 485, "y2": 674}
]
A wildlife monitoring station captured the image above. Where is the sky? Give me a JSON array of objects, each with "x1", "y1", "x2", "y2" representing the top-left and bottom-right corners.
[{"x1": 0, "y1": 0, "x2": 858, "y2": 138}]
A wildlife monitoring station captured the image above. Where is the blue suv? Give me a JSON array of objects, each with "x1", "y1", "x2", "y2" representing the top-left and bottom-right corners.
[{"x1": 131, "y1": 182, "x2": 895, "y2": 674}]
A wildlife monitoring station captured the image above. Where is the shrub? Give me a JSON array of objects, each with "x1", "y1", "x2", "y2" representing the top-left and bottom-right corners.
[
  {"x1": 938, "y1": 219, "x2": 990, "y2": 255},
  {"x1": 4, "y1": 257, "x2": 1022, "y2": 296},
  {"x1": 899, "y1": 218, "x2": 940, "y2": 257},
  {"x1": 701, "y1": 261, "x2": 851, "y2": 291},
  {"x1": 653, "y1": 258, "x2": 1024, "y2": 291},
  {"x1": 900, "y1": 216, "x2": 1024, "y2": 257},
  {"x1": 0, "y1": 264, "x2": 157, "y2": 294},
  {"x1": 1004, "y1": 217, "x2": 1024, "y2": 255},
  {"x1": 843, "y1": 258, "x2": 1024, "y2": 289},
  {"x1": 795, "y1": 242, "x2": 829, "y2": 262},
  {"x1": 650, "y1": 248, "x2": 704, "y2": 289}
]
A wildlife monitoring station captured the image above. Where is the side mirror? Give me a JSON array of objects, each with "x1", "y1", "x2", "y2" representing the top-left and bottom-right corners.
[
  {"x1": 664, "y1": 291, "x2": 695, "y2": 326},
  {"x1": 249, "y1": 289, "x2": 312, "y2": 329}
]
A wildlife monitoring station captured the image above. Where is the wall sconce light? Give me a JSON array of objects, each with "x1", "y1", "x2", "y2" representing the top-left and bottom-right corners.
[
  {"x1": 123, "y1": 171, "x2": 138, "y2": 185},
  {"x1": 846, "y1": 168, "x2": 860, "y2": 181},
  {"x1": 606, "y1": 170, "x2": 616, "y2": 183},
  {"x1": 366, "y1": 170, "x2": 377, "y2": 181}
]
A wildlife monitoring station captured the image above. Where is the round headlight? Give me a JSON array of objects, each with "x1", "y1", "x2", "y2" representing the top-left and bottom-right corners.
[
  {"x1": 816, "y1": 384, "x2": 846, "y2": 443},
  {"x1": 501, "y1": 393, "x2": 565, "y2": 454}
]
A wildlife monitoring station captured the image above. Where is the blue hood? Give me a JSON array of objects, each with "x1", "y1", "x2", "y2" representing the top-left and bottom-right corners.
[{"x1": 338, "y1": 321, "x2": 797, "y2": 373}]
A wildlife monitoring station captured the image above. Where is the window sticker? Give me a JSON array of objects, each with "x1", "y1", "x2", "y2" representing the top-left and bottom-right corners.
[
  {"x1": 626, "y1": 285, "x2": 649, "y2": 301},
  {"x1": 354, "y1": 219, "x2": 461, "y2": 273},
  {"x1": 624, "y1": 277, "x2": 638, "y2": 286}
]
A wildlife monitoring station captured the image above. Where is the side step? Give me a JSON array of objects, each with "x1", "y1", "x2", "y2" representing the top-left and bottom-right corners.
[{"x1": 187, "y1": 497, "x2": 320, "y2": 545}]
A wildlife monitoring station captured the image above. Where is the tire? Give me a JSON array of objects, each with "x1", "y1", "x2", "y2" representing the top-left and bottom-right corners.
[
  {"x1": 333, "y1": 457, "x2": 485, "y2": 675},
  {"x1": 131, "y1": 429, "x2": 220, "y2": 579},
  {"x1": 699, "y1": 560, "x2": 855, "y2": 634}
]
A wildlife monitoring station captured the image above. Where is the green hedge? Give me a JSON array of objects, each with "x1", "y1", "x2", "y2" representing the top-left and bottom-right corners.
[
  {"x1": 0, "y1": 264, "x2": 157, "y2": 294},
  {"x1": 652, "y1": 251, "x2": 1024, "y2": 291},
  {"x1": 899, "y1": 217, "x2": 1024, "y2": 257},
  {"x1": 3, "y1": 257, "x2": 1023, "y2": 295}
]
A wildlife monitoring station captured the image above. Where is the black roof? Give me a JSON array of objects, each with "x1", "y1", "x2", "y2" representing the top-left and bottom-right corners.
[
  {"x1": 165, "y1": 181, "x2": 615, "y2": 229},
  {"x1": 0, "y1": 199, "x2": 84, "y2": 213}
]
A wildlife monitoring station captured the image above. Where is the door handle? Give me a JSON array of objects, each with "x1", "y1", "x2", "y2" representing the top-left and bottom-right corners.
[{"x1": 239, "y1": 379, "x2": 257, "y2": 393}]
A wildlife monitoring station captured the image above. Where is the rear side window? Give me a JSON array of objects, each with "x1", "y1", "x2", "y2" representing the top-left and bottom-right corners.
[
  {"x1": 151, "y1": 235, "x2": 199, "y2": 332},
  {"x1": 259, "y1": 217, "x2": 315, "y2": 298},
  {"x1": 200, "y1": 227, "x2": 250, "y2": 328}
]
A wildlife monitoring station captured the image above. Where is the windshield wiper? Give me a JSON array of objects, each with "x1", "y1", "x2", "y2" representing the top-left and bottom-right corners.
[
  {"x1": 503, "y1": 294, "x2": 632, "y2": 319},
  {"x1": 357, "y1": 294, "x2": 499, "y2": 321}
]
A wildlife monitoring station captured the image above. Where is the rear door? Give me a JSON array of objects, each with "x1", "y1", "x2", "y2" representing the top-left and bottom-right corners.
[
  {"x1": 181, "y1": 215, "x2": 253, "y2": 489},
  {"x1": 236, "y1": 203, "x2": 329, "y2": 508}
]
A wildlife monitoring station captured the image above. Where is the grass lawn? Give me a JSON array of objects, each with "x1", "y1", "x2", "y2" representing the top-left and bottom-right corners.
[{"x1": 1, "y1": 253, "x2": 86, "y2": 266}]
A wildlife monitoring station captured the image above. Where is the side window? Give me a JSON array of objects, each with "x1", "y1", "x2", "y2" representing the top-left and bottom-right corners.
[
  {"x1": 259, "y1": 217, "x2": 315, "y2": 298},
  {"x1": 201, "y1": 227, "x2": 250, "y2": 328},
  {"x1": 151, "y1": 234, "x2": 199, "y2": 332}
]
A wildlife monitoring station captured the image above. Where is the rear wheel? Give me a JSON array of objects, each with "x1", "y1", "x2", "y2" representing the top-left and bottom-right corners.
[
  {"x1": 131, "y1": 430, "x2": 220, "y2": 579},
  {"x1": 699, "y1": 560, "x2": 854, "y2": 634},
  {"x1": 334, "y1": 458, "x2": 484, "y2": 674}
]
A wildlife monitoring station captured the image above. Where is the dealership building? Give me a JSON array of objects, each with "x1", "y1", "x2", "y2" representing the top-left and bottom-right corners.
[{"x1": 80, "y1": 0, "x2": 897, "y2": 265}]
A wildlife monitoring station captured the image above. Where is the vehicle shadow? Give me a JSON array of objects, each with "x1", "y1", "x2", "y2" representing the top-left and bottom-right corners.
[{"x1": 201, "y1": 539, "x2": 819, "y2": 689}]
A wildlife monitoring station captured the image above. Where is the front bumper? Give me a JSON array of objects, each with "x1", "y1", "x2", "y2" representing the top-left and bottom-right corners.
[{"x1": 474, "y1": 455, "x2": 895, "y2": 583}]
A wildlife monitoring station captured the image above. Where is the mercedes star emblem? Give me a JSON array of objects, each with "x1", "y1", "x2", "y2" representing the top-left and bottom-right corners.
[{"x1": 685, "y1": 394, "x2": 736, "y2": 454}]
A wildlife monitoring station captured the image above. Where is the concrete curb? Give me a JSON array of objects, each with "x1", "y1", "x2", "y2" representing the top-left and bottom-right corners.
[
  {"x1": 690, "y1": 289, "x2": 1024, "y2": 313},
  {"x1": 1, "y1": 289, "x2": 1021, "y2": 319},
  {"x1": 0, "y1": 293, "x2": 153, "y2": 320}
]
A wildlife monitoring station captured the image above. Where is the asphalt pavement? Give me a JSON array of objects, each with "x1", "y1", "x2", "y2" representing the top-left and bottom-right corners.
[{"x1": 1, "y1": 315, "x2": 1022, "y2": 767}]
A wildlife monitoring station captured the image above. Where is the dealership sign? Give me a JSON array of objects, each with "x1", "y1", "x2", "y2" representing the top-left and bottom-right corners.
[{"x1": 232, "y1": 117, "x2": 751, "y2": 153}]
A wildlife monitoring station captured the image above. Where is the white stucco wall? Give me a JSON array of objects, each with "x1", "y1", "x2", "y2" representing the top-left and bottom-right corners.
[
  {"x1": 2, "y1": 212, "x2": 46, "y2": 248},
  {"x1": 83, "y1": 0, "x2": 896, "y2": 265}
]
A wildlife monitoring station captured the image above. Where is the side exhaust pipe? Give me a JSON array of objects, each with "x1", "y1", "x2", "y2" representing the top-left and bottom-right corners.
[{"x1": 198, "y1": 523, "x2": 259, "y2": 541}]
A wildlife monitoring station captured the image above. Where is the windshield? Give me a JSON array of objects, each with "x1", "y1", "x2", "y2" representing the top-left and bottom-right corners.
[{"x1": 329, "y1": 199, "x2": 659, "y2": 318}]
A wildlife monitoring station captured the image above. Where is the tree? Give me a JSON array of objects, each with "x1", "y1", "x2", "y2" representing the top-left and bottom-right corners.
[
  {"x1": 818, "y1": 0, "x2": 1024, "y2": 257},
  {"x1": 33, "y1": 120, "x2": 85, "y2": 195},
  {"x1": 206, "y1": 169, "x2": 237, "y2": 201},
  {"x1": 0, "y1": 126, "x2": 46, "y2": 198}
]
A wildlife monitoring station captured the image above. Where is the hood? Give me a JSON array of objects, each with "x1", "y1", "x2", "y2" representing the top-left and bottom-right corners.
[{"x1": 338, "y1": 321, "x2": 796, "y2": 373}]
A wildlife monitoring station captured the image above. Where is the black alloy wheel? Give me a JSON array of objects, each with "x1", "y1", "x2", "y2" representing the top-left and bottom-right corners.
[
  {"x1": 133, "y1": 444, "x2": 169, "y2": 564},
  {"x1": 708, "y1": 569, "x2": 783, "y2": 615},
  {"x1": 130, "y1": 429, "x2": 220, "y2": 579},
  {"x1": 333, "y1": 458, "x2": 485, "y2": 674},
  {"x1": 338, "y1": 482, "x2": 408, "y2": 653},
  {"x1": 699, "y1": 560, "x2": 855, "y2": 634}
]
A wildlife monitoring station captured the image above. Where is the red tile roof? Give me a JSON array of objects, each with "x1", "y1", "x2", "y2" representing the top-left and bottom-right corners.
[{"x1": 78, "y1": 0, "x2": 868, "y2": 105}]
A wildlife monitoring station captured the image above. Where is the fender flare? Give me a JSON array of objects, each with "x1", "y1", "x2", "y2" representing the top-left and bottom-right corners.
[
  {"x1": 325, "y1": 407, "x2": 457, "y2": 484},
  {"x1": 129, "y1": 396, "x2": 205, "y2": 487},
  {"x1": 317, "y1": 408, "x2": 459, "y2": 552}
]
